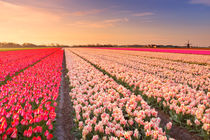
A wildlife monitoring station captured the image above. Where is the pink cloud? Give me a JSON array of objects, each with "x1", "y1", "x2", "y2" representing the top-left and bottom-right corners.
[
  {"x1": 132, "y1": 12, "x2": 154, "y2": 17},
  {"x1": 0, "y1": 1, "x2": 61, "y2": 23},
  {"x1": 70, "y1": 18, "x2": 129, "y2": 28},
  {"x1": 69, "y1": 9, "x2": 104, "y2": 16},
  {"x1": 0, "y1": 0, "x2": 61, "y2": 9},
  {"x1": 104, "y1": 18, "x2": 129, "y2": 23},
  {"x1": 190, "y1": 0, "x2": 210, "y2": 6}
]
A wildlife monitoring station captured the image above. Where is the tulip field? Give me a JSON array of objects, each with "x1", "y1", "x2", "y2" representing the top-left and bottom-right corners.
[
  {"x1": 0, "y1": 47, "x2": 209, "y2": 140},
  {"x1": 65, "y1": 48, "x2": 210, "y2": 140},
  {"x1": 0, "y1": 48, "x2": 63, "y2": 139},
  {"x1": 0, "y1": 48, "x2": 59, "y2": 84}
]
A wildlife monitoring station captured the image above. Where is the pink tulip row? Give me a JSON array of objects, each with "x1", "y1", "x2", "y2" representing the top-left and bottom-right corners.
[
  {"x1": 69, "y1": 48, "x2": 210, "y2": 137},
  {"x1": 89, "y1": 48, "x2": 210, "y2": 65},
  {"x1": 122, "y1": 50, "x2": 210, "y2": 65},
  {"x1": 78, "y1": 49, "x2": 209, "y2": 92},
  {"x1": 91, "y1": 47, "x2": 210, "y2": 55},
  {"x1": 0, "y1": 48, "x2": 59, "y2": 82},
  {"x1": 65, "y1": 50, "x2": 173, "y2": 140},
  {"x1": 0, "y1": 49, "x2": 63, "y2": 139},
  {"x1": 89, "y1": 49, "x2": 209, "y2": 75}
]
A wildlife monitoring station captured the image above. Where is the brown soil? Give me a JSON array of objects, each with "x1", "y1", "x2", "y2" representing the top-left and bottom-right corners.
[
  {"x1": 54, "y1": 51, "x2": 75, "y2": 140},
  {"x1": 157, "y1": 109, "x2": 203, "y2": 140}
]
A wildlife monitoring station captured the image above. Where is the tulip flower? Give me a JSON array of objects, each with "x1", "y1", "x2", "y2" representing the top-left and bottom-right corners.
[
  {"x1": 65, "y1": 50, "x2": 169, "y2": 139},
  {"x1": 0, "y1": 48, "x2": 60, "y2": 83},
  {"x1": 69, "y1": 48, "x2": 209, "y2": 135},
  {"x1": 10, "y1": 128, "x2": 18, "y2": 138},
  {"x1": 166, "y1": 122, "x2": 172, "y2": 130},
  {"x1": 0, "y1": 49, "x2": 63, "y2": 139}
]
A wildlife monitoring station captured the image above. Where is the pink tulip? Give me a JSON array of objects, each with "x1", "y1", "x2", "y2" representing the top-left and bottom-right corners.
[{"x1": 166, "y1": 122, "x2": 172, "y2": 130}]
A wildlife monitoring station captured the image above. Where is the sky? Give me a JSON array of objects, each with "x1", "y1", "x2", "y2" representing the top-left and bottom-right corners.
[{"x1": 0, "y1": 0, "x2": 210, "y2": 47}]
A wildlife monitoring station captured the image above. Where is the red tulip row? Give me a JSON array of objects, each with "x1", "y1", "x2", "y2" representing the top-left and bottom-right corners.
[
  {"x1": 0, "y1": 49, "x2": 63, "y2": 139},
  {"x1": 0, "y1": 48, "x2": 59, "y2": 82},
  {"x1": 0, "y1": 49, "x2": 55, "y2": 64}
]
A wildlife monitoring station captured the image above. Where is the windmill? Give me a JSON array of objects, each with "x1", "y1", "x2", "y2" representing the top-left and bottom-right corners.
[{"x1": 186, "y1": 40, "x2": 192, "y2": 48}]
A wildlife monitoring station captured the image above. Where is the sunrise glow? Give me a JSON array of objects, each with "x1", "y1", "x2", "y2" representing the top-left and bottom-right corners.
[{"x1": 0, "y1": 0, "x2": 210, "y2": 46}]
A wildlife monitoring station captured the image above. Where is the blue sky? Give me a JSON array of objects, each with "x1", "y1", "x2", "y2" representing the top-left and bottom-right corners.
[{"x1": 0, "y1": 0, "x2": 210, "y2": 46}]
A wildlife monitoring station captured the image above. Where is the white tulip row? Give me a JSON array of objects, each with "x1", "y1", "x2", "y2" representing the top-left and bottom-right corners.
[
  {"x1": 65, "y1": 49, "x2": 173, "y2": 140},
  {"x1": 69, "y1": 48, "x2": 209, "y2": 136}
]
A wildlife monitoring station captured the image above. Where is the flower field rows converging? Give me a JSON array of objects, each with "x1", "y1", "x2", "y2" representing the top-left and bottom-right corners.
[
  {"x1": 0, "y1": 49, "x2": 63, "y2": 139},
  {"x1": 92, "y1": 47, "x2": 210, "y2": 55},
  {"x1": 0, "y1": 48, "x2": 59, "y2": 83},
  {"x1": 76, "y1": 49, "x2": 209, "y2": 93},
  {"x1": 0, "y1": 49, "x2": 53, "y2": 64},
  {"x1": 65, "y1": 50, "x2": 174, "y2": 140},
  {"x1": 68, "y1": 48, "x2": 210, "y2": 139},
  {"x1": 90, "y1": 48, "x2": 210, "y2": 65}
]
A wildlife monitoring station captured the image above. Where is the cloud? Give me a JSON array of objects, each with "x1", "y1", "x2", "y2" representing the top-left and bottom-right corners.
[
  {"x1": 0, "y1": 0, "x2": 71, "y2": 45},
  {"x1": 1, "y1": 0, "x2": 62, "y2": 9},
  {"x1": 70, "y1": 18, "x2": 129, "y2": 28},
  {"x1": 190, "y1": 0, "x2": 210, "y2": 6},
  {"x1": 132, "y1": 12, "x2": 154, "y2": 17},
  {"x1": 1, "y1": 0, "x2": 108, "y2": 17},
  {"x1": 72, "y1": 21, "x2": 108, "y2": 28},
  {"x1": 0, "y1": 1, "x2": 61, "y2": 23},
  {"x1": 0, "y1": 0, "x2": 128, "y2": 31},
  {"x1": 104, "y1": 18, "x2": 129, "y2": 24},
  {"x1": 68, "y1": 9, "x2": 104, "y2": 16}
]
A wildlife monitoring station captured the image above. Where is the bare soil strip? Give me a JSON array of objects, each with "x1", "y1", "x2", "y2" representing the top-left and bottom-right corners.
[
  {"x1": 157, "y1": 110, "x2": 202, "y2": 140},
  {"x1": 54, "y1": 51, "x2": 75, "y2": 140}
]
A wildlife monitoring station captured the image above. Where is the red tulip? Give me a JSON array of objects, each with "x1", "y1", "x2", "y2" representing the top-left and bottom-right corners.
[
  {"x1": 11, "y1": 119, "x2": 19, "y2": 127},
  {"x1": 20, "y1": 119, "x2": 28, "y2": 125},
  {"x1": 46, "y1": 119, "x2": 52, "y2": 126},
  {"x1": 33, "y1": 126, "x2": 42, "y2": 133},
  {"x1": 49, "y1": 112, "x2": 56, "y2": 120},
  {"x1": 0, "y1": 117, "x2": 7, "y2": 134},
  {"x1": 6, "y1": 127, "x2": 14, "y2": 135},
  {"x1": 2, "y1": 134, "x2": 7, "y2": 140},
  {"x1": 49, "y1": 124, "x2": 53, "y2": 130},
  {"x1": 10, "y1": 128, "x2": 17, "y2": 138},
  {"x1": 53, "y1": 102, "x2": 57, "y2": 107},
  {"x1": 47, "y1": 134, "x2": 53, "y2": 140},
  {"x1": 44, "y1": 130, "x2": 50, "y2": 137},
  {"x1": 24, "y1": 126, "x2": 33, "y2": 137},
  {"x1": 32, "y1": 136, "x2": 42, "y2": 140}
]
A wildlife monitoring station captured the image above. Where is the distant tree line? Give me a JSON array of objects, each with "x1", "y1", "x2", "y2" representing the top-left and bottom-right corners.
[
  {"x1": 71, "y1": 44, "x2": 146, "y2": 48},
  {"x1": 71, "y1": 44, "x2": 186, "y2": 48},
  {"x1": 71, "y1": 44, "x2": 209, "y2": 49},
  {"x1": 0, "y1": 42, "x2": 69, "y2": 48},
  {"x1": 71, "y1": 44, "x2": 118, "y2": 48},
  {"x1": 0, "y1": 42, "x2": 208, "y2": 49}
]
